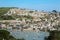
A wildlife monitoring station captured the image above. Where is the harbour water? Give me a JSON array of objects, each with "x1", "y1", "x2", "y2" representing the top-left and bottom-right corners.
[{"x1": 10, "y1": 30, "x2": 49, "y2": 40}]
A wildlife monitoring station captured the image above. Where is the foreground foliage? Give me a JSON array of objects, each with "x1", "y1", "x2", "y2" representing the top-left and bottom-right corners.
[
  {"x1": 45, "y1": 30, "x2": 60, "y2": 40},
  {"x1": 0, "y1": 30, "x2": 25, "y2": 40}
]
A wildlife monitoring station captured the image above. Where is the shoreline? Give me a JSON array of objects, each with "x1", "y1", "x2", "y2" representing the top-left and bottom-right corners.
[{"x1": 6, "y1": 29, "x2": 49, "y2": 32}]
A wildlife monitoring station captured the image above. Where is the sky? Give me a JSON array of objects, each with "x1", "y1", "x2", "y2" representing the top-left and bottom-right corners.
[{"x1": 0, "y1": 0, "x2": 60, "y2": 11}]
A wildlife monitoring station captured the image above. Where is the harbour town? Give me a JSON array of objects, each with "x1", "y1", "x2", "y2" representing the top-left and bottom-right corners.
[
  {"x1": 0, "y1": 8, "x2": 60, "y2": 31},
  {"x1": 0, "y1": 0, "x2": 60, "y2": 40}
]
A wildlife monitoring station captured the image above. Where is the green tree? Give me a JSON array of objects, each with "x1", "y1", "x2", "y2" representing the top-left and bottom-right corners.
[
  {"x1": 0, "y1": 30, "x2": 10, "y2": 40},
  {"x1": 29, "y1": 11, "x2": 33, "y2": 13},
  {"x1": 45, "y1": 30, "x2": 60, "y2": 40}
]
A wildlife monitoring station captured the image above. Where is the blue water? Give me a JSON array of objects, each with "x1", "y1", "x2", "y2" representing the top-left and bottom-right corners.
[{"x1": 10, "y1": 30, "x2": 49, "y2": 40}]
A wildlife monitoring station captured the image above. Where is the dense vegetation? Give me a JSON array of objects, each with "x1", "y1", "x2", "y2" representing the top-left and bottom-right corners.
[
  {"x1": 45, "y1": 30, "x2": 60, "y2": 40},
  {"x1": 0, "y1": 30, "x2": 25, "y2": 40},
  {"x1": 0, "y1": 7, "x2": 10, "y2": 14}
]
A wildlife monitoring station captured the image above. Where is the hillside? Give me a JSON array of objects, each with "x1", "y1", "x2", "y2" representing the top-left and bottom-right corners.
[{"x1": 0, "y1": 7, "x2": 60, "y2": 31}]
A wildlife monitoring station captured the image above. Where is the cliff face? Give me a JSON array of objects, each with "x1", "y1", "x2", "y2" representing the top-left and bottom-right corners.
[{"x1": 0, "y1": 7, "x2": 60, "y2": 31}]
